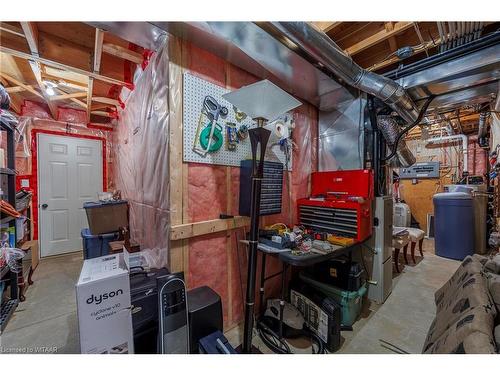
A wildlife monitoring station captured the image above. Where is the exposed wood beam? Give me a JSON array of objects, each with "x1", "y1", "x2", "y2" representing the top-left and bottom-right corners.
[
  {"x1": 385, "y1": 22, "x2": 398, "y2": 51},
  {"x1": 0, "y1": 46, "x2": 128, "y2": 86},
  {"x1": 91, "y1": 110, "x2": 115, "y2": 118},
  {"x1": 312, "y1": 22, "x2": 342, "y2": 33},
  {"x1": 20, "y1": 22, "x2": 39, "y2": 56},
  {"x1": 54, "y1": 86, "x2": 87, "y2": 109},
  {"x1": 345, "y1": 22, "x2": 414, "y2": 56},
  {"x1": 19, "y1": 22, "x2": 57, "y2": 119},
  {"x1": 86, "y1": 78, "x2": 94, "y2": 118},
  {"x1": 87, "y1": 29, "x2": 104, "y2": 122},
  {"x1": 29, "y1": 60, "x2": 58, "y2": 118},
  {"x1": 5, "y1": 85, "x2": 32, "y2": 93},
  {"x1": 0, "y1": 76, "x2": 9, "y2": 86},
  {"x1": 9, "y1": 95, "x2": 22, "y2": 113},
  {"x1": 0, "y1": 22, "x2": 25, "y2": 38},
  {"x1": 102, "y1": 43, "x2": 143, "y2": 64},
  {"x1": 48, "y1": 91, "x2": 87, "y2": 101},
  {"x1": 170, "y1": 217, "x2": 251, "y2": 240},
  {"x1": 93, "y1": 29, "x2": 104, "y2": 73},
  {"x1": 41, "y1": 73, "x2": 89, "y2": 91},
  {"x1": 0, "y1": 72, "x2": 43, "y2": 99},
  {"x1": 92, "y1": 96, "x2": 120, "y2": 107}
]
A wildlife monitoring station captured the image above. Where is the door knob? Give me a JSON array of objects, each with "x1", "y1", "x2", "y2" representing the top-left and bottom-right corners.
[{"x1": 41, "y1": 204, "x2": 48, "y2": 209}]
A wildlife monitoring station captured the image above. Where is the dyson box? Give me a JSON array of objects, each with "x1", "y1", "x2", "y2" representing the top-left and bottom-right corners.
[{"x1": 76, "y1": 254, "x2": 134, "y2": 354}]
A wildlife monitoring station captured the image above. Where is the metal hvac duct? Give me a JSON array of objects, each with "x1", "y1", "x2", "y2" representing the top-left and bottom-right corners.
[
  {"x1": 271, "y1": 22, "x2": 421, "y2": 124},
  {"x1": 426, "y1": 134, "x2": 469, "y2": 172},
  {"x1": 377, "y1": 115, "x2": 416, "y2": 168},
  {"x1": 478, "y1": 111, "x2": 490, "y2": 138}
]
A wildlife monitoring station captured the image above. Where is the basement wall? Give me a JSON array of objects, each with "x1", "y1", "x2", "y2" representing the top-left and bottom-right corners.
[
  {"x1": 11, "y1": 104, "x2": 114, "y2": 240},
  {"x1": 167, "y1": 37, "x2": 318, "y2": 329},
  {"x1": 401, "y1": 135, "x2": 488, "y2": 230}
]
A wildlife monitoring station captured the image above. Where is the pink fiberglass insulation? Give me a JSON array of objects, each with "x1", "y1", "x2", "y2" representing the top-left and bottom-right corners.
[
  {"x1": 467, "y1": 135, "x2": 487, "y2": 176},
  {"x1": 57, "y1": 106, "x2": 87, "y2": 123},
  {"x1": 21, "y1": 100, "x2": 52, "y2": 120},
  {"x1": 182, "y1": 39, "x2": 319, "y2": 327},
  {"x1": 189, "y1": 232, "x2": 229, "y2": 324}
]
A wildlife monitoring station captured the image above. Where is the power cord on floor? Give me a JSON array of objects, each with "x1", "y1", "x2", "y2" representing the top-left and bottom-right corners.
[{"x1": 256, "y1": 318, "x2": 326, "y2": 354}]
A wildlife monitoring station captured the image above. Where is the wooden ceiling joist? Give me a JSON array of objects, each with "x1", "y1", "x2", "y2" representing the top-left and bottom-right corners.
[
  {"x1": 48, "y1": 91, "x2": 87, "y2": 101},
  {"x1": 102, "y1": 43, "x2": 143, "y2": 65},
  {"x1": 20, "y1": 22, "x2": 57, "y2": 119},
  {"x1": 92, "y1": 96, "x2": 120, "y2": 107},
  {"x1": 0, "y1": 45, "x2": 128, "y2": 86},
  {"x1": 5, "y1": 85, "x2": 33, "y2": 93},
  {"x1": 312, "y1": 22, "x2": 342, "y2": 33},
  {"x1": 345, "y1": 21, "x2": 414, "y2": 56},
  {"x1": 91, "y1": 110, "x2": 115, "y2": 118},
  {"x1": 0, "y1": 22, "x2": 25, "y2": 38},
  {"x1": 87, "y1": 28, "x2": 104, "y2": 121},
  {"x1": 0, "y1": 72, "x2": 43, "y2": 99}
]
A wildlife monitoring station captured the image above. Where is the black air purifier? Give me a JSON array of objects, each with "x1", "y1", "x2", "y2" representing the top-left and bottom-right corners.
[{"x1": 187, "y1": 286, "x2": 223, "y2": 353}]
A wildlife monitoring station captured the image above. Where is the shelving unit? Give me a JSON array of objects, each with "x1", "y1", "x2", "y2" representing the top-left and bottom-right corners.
[{"x1": 0, "y1": 112, "x2": 19, "y2": 333}]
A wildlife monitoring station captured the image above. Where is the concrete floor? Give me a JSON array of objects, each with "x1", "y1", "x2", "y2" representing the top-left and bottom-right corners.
[
  {"x1": 0, "y1": 239, "x2": 460, "y2": 354},
  {"x1": 0, "y1": 252, "x2": 83, "y2": 354}
]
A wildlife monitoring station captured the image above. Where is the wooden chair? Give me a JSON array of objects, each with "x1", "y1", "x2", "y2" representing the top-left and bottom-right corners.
[
  {"x1": 392, "y1": 232, "x2": 410, "y2": 273},
  {"x1": 394, "y1": 226, "x2": 425, "y2": 264}
]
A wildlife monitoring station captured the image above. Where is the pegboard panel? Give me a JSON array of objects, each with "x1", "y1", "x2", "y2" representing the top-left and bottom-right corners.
[{"x1": 183, "y1": 73, "x2": 292, "y2": 169}]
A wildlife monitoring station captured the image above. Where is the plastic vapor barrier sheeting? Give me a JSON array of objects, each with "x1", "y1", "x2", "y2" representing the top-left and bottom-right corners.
[{"x1": 114, "y1": 35, "x2": 170, "y2": 268}]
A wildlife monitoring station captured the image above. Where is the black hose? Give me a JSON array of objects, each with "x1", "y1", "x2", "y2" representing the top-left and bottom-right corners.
[{"x1": 381, "y1": 95, "x2": 435, "y2": 162}]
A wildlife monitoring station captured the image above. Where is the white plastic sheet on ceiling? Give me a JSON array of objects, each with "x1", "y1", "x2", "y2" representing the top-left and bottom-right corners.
[{"x1": 113, "y1": 35, "x2": 170, "y2": 268}]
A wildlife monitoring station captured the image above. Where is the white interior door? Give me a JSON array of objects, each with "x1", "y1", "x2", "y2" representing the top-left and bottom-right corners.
[{"x1": 38, "y1": 134, "x2": 103, "y2": 257}]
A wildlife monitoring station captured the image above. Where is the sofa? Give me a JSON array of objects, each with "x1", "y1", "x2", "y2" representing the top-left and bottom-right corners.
[{"x1": 423, "y1": 254, "x2": 500, "y2": 354}]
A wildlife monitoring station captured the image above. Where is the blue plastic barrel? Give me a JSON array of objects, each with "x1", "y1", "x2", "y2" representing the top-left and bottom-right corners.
[
  {"x1": 81, "y1": 228, "x2": 119, "y2": 259},
  {"x1": 433, "y1": 192, "x2": 474, "y2": 260}
]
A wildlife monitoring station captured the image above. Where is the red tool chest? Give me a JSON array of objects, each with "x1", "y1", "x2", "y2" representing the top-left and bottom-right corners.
[{"x1": 297, "y1": 170, "x2": 374, "y2": 242}]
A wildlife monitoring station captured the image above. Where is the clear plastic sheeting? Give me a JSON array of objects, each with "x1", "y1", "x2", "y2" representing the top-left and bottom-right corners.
[
  {"x1": 14, "y1": 117, "x2": 112, "y2": 178},
  {"x1": 113, "y1": 35, "x2": 170, "y2": 268}
]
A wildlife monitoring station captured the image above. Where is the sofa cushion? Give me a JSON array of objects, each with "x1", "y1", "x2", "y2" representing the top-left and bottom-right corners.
[
  {"x1": 485, "y1": 254, "x2": 500, "y2": 274},
  {"x1": 435, "y1": 256, "x2": 483, "y2": 304},
  {"x1": 426, "y1": 272, "x2": 496, "y2": 345},
  {"x1": 423, "y1": 305, "x2": 496, "y2": 353},
  {"x1": 486, "y1": 273, "x2": 500, "y2": 315}
]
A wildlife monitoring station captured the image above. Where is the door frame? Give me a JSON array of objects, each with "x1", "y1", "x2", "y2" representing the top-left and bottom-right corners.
[{"x1": 32, "y1": 129, "x2": 107, "y2": 246}]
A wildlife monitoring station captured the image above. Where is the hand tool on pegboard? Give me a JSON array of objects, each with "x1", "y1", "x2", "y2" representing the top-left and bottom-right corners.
[{"x1": 193, "y1": 96, "x2": 228, "y2": 156}]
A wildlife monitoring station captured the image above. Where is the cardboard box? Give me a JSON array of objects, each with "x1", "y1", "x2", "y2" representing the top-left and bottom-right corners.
[{"x1": 76, "y1": 254, "x2": 134, "y2": 354}]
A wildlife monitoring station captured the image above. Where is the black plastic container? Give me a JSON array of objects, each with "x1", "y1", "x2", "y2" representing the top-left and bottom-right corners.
[{"x1": 311, "y1": 258, "x2": 364, "y2": 292}]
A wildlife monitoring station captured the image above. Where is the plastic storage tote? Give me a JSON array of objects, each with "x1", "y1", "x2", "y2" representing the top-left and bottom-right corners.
[
  {"x1": 83, "y1": 200, "x2": 128, "y2": 235},
  {"x1": 299, "y1": 271, "x2": 367, "y2": 327},
  {"x1": 81, "y1": 228, "x2": 120, "y2": 259},
  {"x1": 433, "y1": 192, "x2": 474, "y2": 260}
]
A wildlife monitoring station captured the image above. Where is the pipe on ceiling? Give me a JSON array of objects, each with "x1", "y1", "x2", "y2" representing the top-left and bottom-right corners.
[
  {"x1": 426, "y1": 134, "x2": 469, "y2": 172},
  {"x1": 272, "y1": 22, "x2": 422, "y2": 125}
]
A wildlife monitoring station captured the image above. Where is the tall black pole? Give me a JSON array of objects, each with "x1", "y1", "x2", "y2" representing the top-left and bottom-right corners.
[{"x1": 242, "y1": 119, "x2": 271, "y2": 353}]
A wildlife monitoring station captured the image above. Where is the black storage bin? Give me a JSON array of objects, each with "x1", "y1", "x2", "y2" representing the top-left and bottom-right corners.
[
  {"x1": 130, "y1": 267, "x2": 170, "y2": 354},
  {"x1": 239, "y1": 160, "x2": 283, "y2": 216},
  {"x1": 311, "y1": 258, "x2": 364, "y2": 292}
]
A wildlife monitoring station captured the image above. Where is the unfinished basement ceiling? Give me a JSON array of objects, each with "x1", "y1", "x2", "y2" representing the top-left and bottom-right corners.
[{"x1": 0, "y1": 21, "x2": 148, "y2": 123}]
